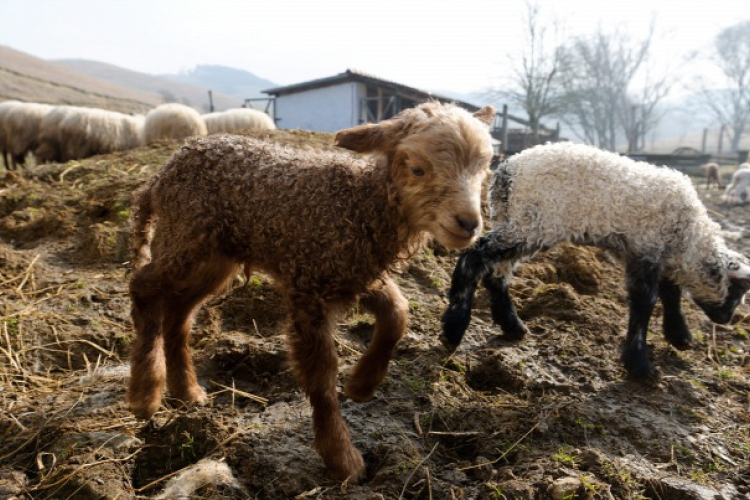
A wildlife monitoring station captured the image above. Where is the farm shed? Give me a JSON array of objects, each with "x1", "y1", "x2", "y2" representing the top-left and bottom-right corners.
[
  {"x1": 262, "y1": 69, "x2": 475, "y2": 132},
  {"x1": 261, "y1": 69, "x2": 558, "y2": 156}
]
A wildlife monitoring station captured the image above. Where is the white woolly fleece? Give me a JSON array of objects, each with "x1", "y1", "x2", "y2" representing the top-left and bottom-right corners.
[
  {"x1": 722, "y1": 167, "x2": 750, "y2": 204},
  {"x1": 490, "y1": 142, "x2": 745, "y2": 302}
]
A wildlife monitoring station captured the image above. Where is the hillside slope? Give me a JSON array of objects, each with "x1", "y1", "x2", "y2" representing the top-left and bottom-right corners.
[
  {"x1": 0, "y1": 45, "x2": 158, "y2": 113},
  {"x1": 56, "y1": 59, "x2": 244, "y2": 112}
]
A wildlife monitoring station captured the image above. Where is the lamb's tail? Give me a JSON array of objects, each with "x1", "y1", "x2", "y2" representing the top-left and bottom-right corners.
[{"x1": 130, "y1": 182, "x2": 157, "y2": 270}]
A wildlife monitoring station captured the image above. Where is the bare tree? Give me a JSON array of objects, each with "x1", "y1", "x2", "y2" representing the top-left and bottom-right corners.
[
  {"x1": 557, "y1": 25, "x2": 656, "y2": 151},
  {"x1": 488, "y1": 1, "x2": 566, "y2": 139},
  {"x1": 619, "y1": 59, "x2": 680, "y2": 152},
  {"x1": 697, "y1": 20, "x2": 750, "y2": 152}
]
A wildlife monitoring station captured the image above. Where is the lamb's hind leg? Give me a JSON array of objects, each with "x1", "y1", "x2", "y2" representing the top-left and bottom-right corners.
[
  {"x1": 621, "y1": 259, "x2": 661, "y2": 379},
  {"x1": 286, "y1": 292, "x2": 365, "y2": 481},
  {"x1": 128, "y1": 264, "x2": 167, "y2": 419},
  {"x1": 659, "y1": 278, "x2": 693, "y2": 350},
  {"x1": 345, "y1": 276, "x2": 408, "y2": 402},
  {"x1": 162, "y1": 256, "x2": 238, "y2": 405}
]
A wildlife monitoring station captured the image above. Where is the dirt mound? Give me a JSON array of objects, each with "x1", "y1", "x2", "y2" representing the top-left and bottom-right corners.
[{"x1": 1, "y1": 139, "x2": 749, "y2": 499}]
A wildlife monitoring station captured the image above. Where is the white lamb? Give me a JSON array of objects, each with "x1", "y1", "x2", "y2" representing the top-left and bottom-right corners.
[
  {"x1": 441, "y1": 142, "x2": 750, "y2": 379},
  {"x1": 721, "y1": 163, "x2": 750, "y2": 204},
  {"x1": 203, "y1": 108, "x2": 275, "y2": 135}
]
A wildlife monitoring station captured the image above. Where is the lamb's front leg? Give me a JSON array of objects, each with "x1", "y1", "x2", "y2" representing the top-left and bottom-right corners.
[
  {"x1": 441, "y1": 233, "x2": 521, "y2": 349},
  {"x1": 658, "y1": 278, "x2": 693, "y2": 350},
  {"x1": 286, "y1": 293, "x2": 364, "y2": 482},
  {"x1": 345, "y1": 276, "x2": 408, "y2": 402},
  {"x1": 621, "y1": 259, "x2": 661, "y2": 379},
  {"x1": 441, "y1": 245, "x2": 490, "y2": 348}
]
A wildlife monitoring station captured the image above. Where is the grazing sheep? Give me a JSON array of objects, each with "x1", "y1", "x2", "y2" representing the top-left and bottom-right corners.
[
  {"x1": 4, "y1": 102, "x2": 55, "y2": 169},
  {"x1": 441, "y1": 142, "x2": 750, "y2": 379},
  {"x1": 35, "y1": 105, "x2": 74, "y2": 164},
  {"x1": 127, "y1": 102, "x2": 496, "y2": 480},
  {"x1": 721, "y1": 163, "x2": 750, "y2": 204},
  {"x1": 35, "y1": 106, "x2": 144, "y2": 163},
  {"x1": 0, "y1": 100, "x2": 23, "y2": 170},
  {"x1": 143, "y1": 103, "x2": 207, "y2": 144},
  {"x1": 203, "y1": 108, "x2": 276, "y2": 135},
  {"x1": 701, "y1": 162, "x2": 723, "y2": 190}
]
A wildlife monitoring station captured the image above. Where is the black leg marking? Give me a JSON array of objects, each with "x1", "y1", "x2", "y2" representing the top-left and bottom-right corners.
[
  {"x1": 483, "y1": 273, "x2": 527, "y2": 340},
  {"x1": 659, "y1": 278, "x2": 692, "y2": 350},
  {"x1": 441, "y1": 246, "x2": 489, "y2": 349},
  {"x1": 621, "y1": 259, "x2": 661, "y2": 379},
  {"x1": 440, "y1": 234, "x2": 521, "y2": 350}
]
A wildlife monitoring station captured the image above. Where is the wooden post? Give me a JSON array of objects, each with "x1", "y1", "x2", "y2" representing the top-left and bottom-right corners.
[
  {"x1": 501, "y1": 105, "x2": 509, "y2": 153},
  {"x1": 718, "y1": 125, "x2": 725, "y2": 154},
  {"x1": 554, "y1": 122, "x2": 560, "y2": 141},
  {"x1": 376, "y1": 88, "x2": 383, "y2": 122},
  {"x1": 701, "y1": 128, "x2": 708, "y2": 154},
  {"x1": 208, "y1": 90, "x2": 214, "y2": 113},
  {"x1": 629, "y1": 105, "x2": 637, "y2": 152}
]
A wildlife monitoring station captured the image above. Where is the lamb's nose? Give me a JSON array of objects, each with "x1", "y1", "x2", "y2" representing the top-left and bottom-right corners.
[{"x1": 456, "y1": 216, "x2": 479, "y2": 236}]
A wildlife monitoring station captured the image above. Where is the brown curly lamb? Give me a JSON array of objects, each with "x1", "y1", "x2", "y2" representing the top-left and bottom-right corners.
[{"x1": 126, "y1": 101, "x2": 496, "y2": 481}]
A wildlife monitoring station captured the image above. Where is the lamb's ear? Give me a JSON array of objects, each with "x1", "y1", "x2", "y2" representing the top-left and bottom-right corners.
[
  {"x1": 473, "y1": 105, "x2": 496, "y2": 126},
  {"x1": 728, "y1": 258, "x2": 750, "y2": 289},
  {"x1": 335, "y1": 120, "x2": 407, "y2": 153}
]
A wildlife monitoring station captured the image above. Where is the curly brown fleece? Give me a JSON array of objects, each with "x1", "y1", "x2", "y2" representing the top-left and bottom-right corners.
[{"x1": 127, "y1": 101, "x2": 495, "y2": 481}]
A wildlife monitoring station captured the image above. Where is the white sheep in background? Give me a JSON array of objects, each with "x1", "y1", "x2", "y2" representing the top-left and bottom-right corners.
[
  {"x1": 3, "y1": 102, "x2": 55, "y2": 169},
  {"x1": 35, "y1": 105, "x2": 75, "y2": 163},
  {"x1": 36, "y1": 106, "x2": 144, "y2": 163},
  {"x1": 442, "y1": 142, "x2": 750, "y2": 379},
  {"x1": 202, "y1": 108, "x2": 276, "y2": 135},
  {"x1": 721, "y1": 163, "x2": 750, "y2": 204},
  {"x1": 0, "y1": 100, "x2": 23, "y2": 169},
  {"x1": 143, "y1": 103, "x2": 207, "y2": 144}
]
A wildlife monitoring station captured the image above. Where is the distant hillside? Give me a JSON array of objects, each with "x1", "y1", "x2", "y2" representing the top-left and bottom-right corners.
[
  {"x1": 0, "y1": 45, "x2": 158, "y2": 113},
  {"x1": 161, "y1": 65, "x2": 278, "y2": 100},
  {"x1": 55, "y1": 59, "x2": 243, "y2": 112}
]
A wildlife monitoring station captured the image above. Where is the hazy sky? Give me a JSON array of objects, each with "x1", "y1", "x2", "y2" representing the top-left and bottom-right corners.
[{"x1": 1, "y1": 0, "x2": 748, "y2": 95}]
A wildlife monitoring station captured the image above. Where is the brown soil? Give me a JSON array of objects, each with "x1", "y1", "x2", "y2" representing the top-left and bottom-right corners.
[{"x1": 1, "y1": 135, "x2": 749, "y2": 500}]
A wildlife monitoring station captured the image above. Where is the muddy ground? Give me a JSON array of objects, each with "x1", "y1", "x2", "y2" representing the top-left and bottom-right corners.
[{"x1": 1, "y1": 133, "x2": 749, "y2": 500}]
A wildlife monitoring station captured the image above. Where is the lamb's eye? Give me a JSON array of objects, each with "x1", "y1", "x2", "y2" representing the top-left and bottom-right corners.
[{"x1": 412, "y1": 168, "x2": 425, "y2": 177}]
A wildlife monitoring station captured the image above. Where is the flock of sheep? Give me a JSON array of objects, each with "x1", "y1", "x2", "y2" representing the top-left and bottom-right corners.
[{"x1": 0, "y1": 100, "x2": 275, "y2": 169}]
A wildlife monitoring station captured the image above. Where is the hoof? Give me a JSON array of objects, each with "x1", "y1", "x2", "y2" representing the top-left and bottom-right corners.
[
  {"x1": 501, "y1": 323, "x2": 528, "y2": 341},
  {"x1": 326, "y1": 446, "x2": 366, "y2": 483},
  {"x1": 623, "y1": 359, "x2": 658, "y2": 381},
  {"x1": 129, "y1": 400, "x2": 160, "y2": 420},
  {"x1": 665, "y1": 333, "x2": 693, "y2": 351},
  {"x1": 344, "y1": 377, "x2": 377, "y2": 403},
  {"x1": 439, "y1": 334, "x2": 460, "y2": 352},
  {"x1": 169, "y1": 386, "x2": 208, "y2": 407}
]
